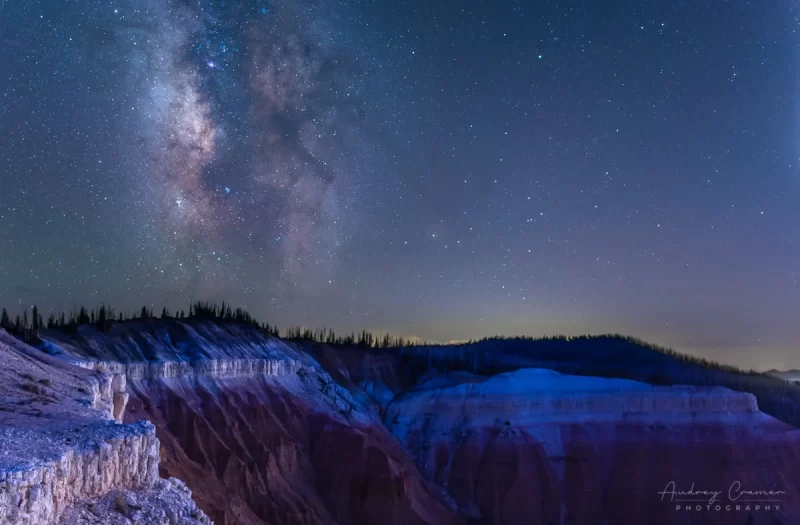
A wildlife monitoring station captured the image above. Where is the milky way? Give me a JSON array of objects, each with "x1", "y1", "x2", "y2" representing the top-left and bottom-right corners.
[
  {"x1": 1, "y1": 0, "x2": 798, "y2": 370},
  {"x1": 108, "y1": 0, "x2": 379, "y2": 285}
]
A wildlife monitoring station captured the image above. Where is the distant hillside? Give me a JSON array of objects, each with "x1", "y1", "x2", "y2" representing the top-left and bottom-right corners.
[{"x1": 386, "y1": 335, "x2": 800, "y2": 430}]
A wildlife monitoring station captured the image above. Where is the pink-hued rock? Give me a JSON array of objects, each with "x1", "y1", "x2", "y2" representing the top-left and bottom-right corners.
[
  {"x1": 34, "y1": 323, "x2": 800, "y2": 525},
  {"x1": 124, "y1": 371, "x2": 461, "y2": 525},
  {"x1": 385, "y1": 369, "x2": 800, "y2": 525}
]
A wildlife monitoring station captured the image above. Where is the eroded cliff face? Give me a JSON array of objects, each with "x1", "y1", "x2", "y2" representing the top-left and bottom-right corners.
[
  {"x1": 125, "y1": 372, "x2": 460, "y2": 525},
  {"x1": 43, "y1": 320, "x2": 460, "y2": 525},
  {"x1": 33, "y1": 321, "x2": 800, "y2": 525},
  {"x1": 0, "y1": 329, "x2": 209, "y2": 525},
  {"x1": 385, "y1": 369, "x2": 800, "y2": 525}
]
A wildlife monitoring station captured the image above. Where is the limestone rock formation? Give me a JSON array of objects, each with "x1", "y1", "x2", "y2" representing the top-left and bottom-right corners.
[{"x1": 0, "y1": 329, "x2": 208, "y2": 525}]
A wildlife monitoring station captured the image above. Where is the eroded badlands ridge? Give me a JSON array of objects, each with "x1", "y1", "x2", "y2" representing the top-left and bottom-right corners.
[
  {"x1": 7, "y1": 320, "x2": 800, "y2": 524},
  {"x1": 386, "y1": 369, "x2": 800, "y2": 524}
]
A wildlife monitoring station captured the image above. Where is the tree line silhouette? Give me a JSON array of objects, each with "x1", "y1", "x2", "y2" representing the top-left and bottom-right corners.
[
  {"x1": 0, "y1": 302, "x2": 783, "y2": 379},
  {"x1": 0, "y1": 302, "x2": 416, "y2": 347}
]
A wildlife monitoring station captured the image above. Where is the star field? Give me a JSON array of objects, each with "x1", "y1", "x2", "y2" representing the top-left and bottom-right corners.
[{"x1": 0, "y1": 0, "x2": 798, "y2": 370}]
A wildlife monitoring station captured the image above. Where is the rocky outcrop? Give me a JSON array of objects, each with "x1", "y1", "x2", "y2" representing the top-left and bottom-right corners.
[
  {"x1": 0, "y1": 421, "x2": 158, "y2": 524},
  {"x1": 58, "y1": 477, "x2": 210, "y2": 524},
  {"x1": 0, "y1": 329, "x2": 209, "y2": 525}
]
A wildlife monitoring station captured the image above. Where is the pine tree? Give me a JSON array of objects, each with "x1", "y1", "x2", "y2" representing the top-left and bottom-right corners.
[
  {"x1": 140, "y1": 306, "x2": 149, "y2": 319},
  {"x1": 0, "y1": 308, "x2": 9, "y2": 329},
  {"x1": 96, "y1": 305, "x2": 108, "y2": 332},
  {"x1": 31, "y1": 305, "x2": 39, "y2": 332}
]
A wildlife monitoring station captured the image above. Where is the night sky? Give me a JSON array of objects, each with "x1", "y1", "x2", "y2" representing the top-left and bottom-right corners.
[{"x1": 0, "y1": 0, "x2": 797, "y2": 370}]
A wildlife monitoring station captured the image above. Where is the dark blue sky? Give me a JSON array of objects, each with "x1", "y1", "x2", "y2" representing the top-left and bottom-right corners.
[{"x1": 0, "y1": 0, "x2": 797, "y2": 370}]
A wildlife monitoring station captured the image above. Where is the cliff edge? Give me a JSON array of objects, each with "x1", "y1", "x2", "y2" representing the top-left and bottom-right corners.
[{"x1": 0, "y1": 329, "x2": 209, "y2": 525}]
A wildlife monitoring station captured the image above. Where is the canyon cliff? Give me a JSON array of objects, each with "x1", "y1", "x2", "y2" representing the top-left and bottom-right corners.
[
  {"x1": 3, "y1": 320, "x2": 799, "y2": 525},
  {"x1": 0, "y1": 329, "x2": 209, "y2": 525},
  {"x1": 41, "y1": 321, "x2": 460, "y2": 525},
  {"x1": 386, "y1": 368, "x2": 800, "y2": 525}
]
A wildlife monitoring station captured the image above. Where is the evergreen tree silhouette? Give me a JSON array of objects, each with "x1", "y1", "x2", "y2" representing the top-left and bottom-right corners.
[
  {"x1": 31, "y1": 306, "x2": 39, "y2": 332},
  {"x1": 96, "y1": 305, "x2": 108, "y2": 332}
]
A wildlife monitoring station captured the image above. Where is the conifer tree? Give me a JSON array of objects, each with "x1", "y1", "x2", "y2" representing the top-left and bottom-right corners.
[
  {"x1": 31, "y1": 306, "x2": 39, "y2": 332},
  {"x1": 96, "y1": 305, "x2": 108, "y2": 332}
]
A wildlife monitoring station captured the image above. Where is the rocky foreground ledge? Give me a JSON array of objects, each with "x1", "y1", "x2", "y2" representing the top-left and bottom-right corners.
[{"x1": 0, "y1": 329, "x2": 209, "y2": 525}]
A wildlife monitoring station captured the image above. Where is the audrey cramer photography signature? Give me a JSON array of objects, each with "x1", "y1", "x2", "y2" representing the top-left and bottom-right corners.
[{"x1": 659, "y1": 481, "x2": 786, "y2": 511}]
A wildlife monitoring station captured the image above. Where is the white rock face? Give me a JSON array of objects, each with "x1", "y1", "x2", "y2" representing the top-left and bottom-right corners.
[
  {"x1": 73, "y1": 357, "x2": 304, "y2": 381},
  {"x1": 386, "y1": 369, "x2": 759, "y2": 432},
  {"x1": 0, "y1": 330, "x2": 209, "y2": 525},
  {"x1": 0, "y1": 422, "x2": 158, "y2": 524}
]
